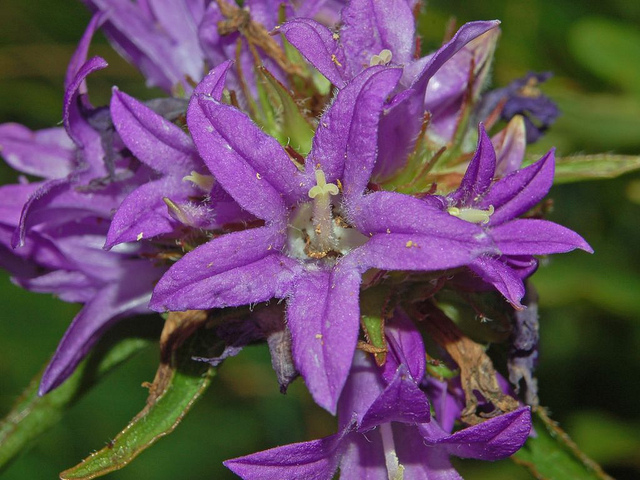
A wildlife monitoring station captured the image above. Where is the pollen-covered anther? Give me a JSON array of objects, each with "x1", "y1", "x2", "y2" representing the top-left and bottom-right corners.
[
  {"x1": 370, "y1": 49, "x2": 392, "y2": 66},
  {"x1": 447, "y1": 205, "x2": 495, "y2": 224},
  {"x1": 183, "y1": 171, "x2": 215, "y2": 192}
]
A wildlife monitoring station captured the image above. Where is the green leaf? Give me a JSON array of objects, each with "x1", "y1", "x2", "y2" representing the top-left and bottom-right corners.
[
  {"x1": 0, "y1": 317, "x2": 160, "y2": 473},
  {"x1": 60, "y1": 316, "x2": 217, "y2": 480},
  {"x1": 513, "y1": 408, "x2": 613, "y2": 480},
  {"x1": 553, "y1": 154, "x2": 640, "y2": 183},
  {"x1": 258, "y1": 67, "x2": 315, "y2": 155},
  {"x1": 524, "y1": 153, "x2": 640, "y2": 184}
]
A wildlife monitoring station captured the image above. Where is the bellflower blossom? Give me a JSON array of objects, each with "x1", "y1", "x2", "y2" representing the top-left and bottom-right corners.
[
  {"x1": 149, "y1": 63, "x2": 498, "y2": 413},
  {"x1": 225, "y1": 316, "x2": 532, "y2": 479},
  {"x1": 426, "y1": 124, "x2": 592, "y2": 308}
]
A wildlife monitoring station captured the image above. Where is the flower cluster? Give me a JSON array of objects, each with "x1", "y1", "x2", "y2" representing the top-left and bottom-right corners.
[{"x1": 0, "y1": 1, "x2": 591, "y2": 478}]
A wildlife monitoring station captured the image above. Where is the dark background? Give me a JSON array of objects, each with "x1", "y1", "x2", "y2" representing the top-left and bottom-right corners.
[{"x1": 1, "y1": 1, "x2": 639, "y2": 478}]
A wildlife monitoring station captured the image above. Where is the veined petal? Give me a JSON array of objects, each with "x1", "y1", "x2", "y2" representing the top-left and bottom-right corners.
[
  {"x1": 340, "y1": 0, "x2": 415, "y2": 77},
  {"x1": 188, "y1": 95, "x2": 305, "y2": 221},
  {"x1": 469, "y1": 255, "x2": 527, "y2": 308},
  {"x1": 480, "y1": 149, "x2": 554, "y2": 226},
  {"x1": 150, "y1": 226, "x2": 295, "y2": 311},
  {"x1": 422, "y1": 407, "x2": 532, "y2": 461},
  {"x1": 224, "y1": 430, "x2": 346, "y2": 480},
  {"x1": 288, "y1": 265, "x2": 362, "y2": 414},
  {"x1": 308, "y1": 66, "x2": 401, "y2": 197},
  {"x1": 105, "y1": 177, "x2": 195, "y2": 248},
  {"x1": 0, "y1": 124, "x2": 75, "y2": 179},
  {"x1": 278, "y1": 19, "x2": 347, "y2": 87},
  {"x1": 359, "y1": 366, "x2": 430, "y2": 431},
  {"x1": 39, "y1": 275, "x2": 156, "y2": 394},
  {"x1": 110, "y1": 89, "x2": 197, "y2": 175},
  {"x1": 449, "y1": 125, "x2": 496, "y2": 205},
  {"x1": 490, "y1": 219, "x2": 593, "y2": 255}
]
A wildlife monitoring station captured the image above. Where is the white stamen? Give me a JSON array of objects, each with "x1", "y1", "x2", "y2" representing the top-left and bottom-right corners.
[
  {"x1": 370, "y1": 49, "x2": 393, "y2": 66},
  {"x1": 380, "y1": 423, "x2": 405, "y2": 480},
  {"x1": 183, "y1": 171, "x2": 215, "y2": 192},
  {"x1": 307, "y1": 169, "x2": 340, "y2": 254},
  {"x1": 447, "y1": 205, "x2": 495, "y2": 224}
]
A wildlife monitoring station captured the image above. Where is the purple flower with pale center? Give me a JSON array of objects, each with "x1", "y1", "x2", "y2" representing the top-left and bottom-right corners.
[
  {"x1": 224, "y1": 317, "x2": 532, "y2": 479},
  {"x1": 427, "y1": 124, "x2": 593, "y2": 308},
  {"x1": 278, "y1": 4, "x2": 500, "y2": 178},
  {"x1": 150, "y1": 63, "x2": 497, "y2": 413}
]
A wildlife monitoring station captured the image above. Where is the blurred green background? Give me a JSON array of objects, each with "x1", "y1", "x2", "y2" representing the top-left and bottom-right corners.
[{"x1": 1, "y1": 1, "x2": 639, "y2": 479}]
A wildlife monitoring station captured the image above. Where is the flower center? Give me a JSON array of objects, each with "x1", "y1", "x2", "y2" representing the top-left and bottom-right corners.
[
  {"x1": 286, "y1": 168, "x2": 367, "y2": 263},
  {"x1": 447, "y1": 205, "x2": 494, "y2": 224}
]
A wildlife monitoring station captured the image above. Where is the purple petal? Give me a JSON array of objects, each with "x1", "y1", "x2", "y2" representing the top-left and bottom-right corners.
[
  {"x1": 424, "y1": 377, "x2": 466, "y2": 434},
  {"x1": 383, "y1": 309, "x2": 426, "y2": 383},
  {"x1": 490, "y1": 219, "x2": 593, "y2": 256},
  {"x1": 110, "y1": 89, "x2": 198, "y2": 174},
  {"x1": 150, "y1": 226, "x2": 296, "y2": 311},
  {"x1": 339, "y1": 432, "x2": 386, "y2": 480},
  {"x1": 338, "y1": 350, "x2": 386, "y2": 428},
  {"x1": 359, "y1": 366, "x2": 430, "y2": 431},
  {"x1": 493, "y1": 116, "x2": 526, "y2": 176},
  {"x1": 105, "y1": 177, "x2": 196, "y2": 247},
  {"x1": 340, "y1": 0, "x2": 415, "y2": 77},
  {"x1": 65, "y1": 13, "x2": 103, "y2": 90},
  {"x1": 394, "y1": 424, "x2": 461, "y2": 480},
  {"x1": 193, "y1": 60, "x2": 233, "y2": 96},
  {"x1": 423, "y1": 407, "x2": 532, "y2": 461},
  {"x1": 288, "y1": 265, "x2": 362, "y2": 414},
  {"x1": 469, "y1": 255, "x2": 526, "y2": 308},
  {"x1": 308, "y1": 66, "x2": 401, "y2": 196},
  {"x1": 480, "y1": 150, "x2": 554, "y2": 226},
  {"x1": 224, "y1": 431, "x2": 345, "y2": 480},
  {"x1": 0, "y1": 124, "x2": 75, "y2": 179},
  {"x1": 39, "y1": 274, "x2": 156, "y2": 394},
  {"x1": 449, "y1": 124, "x2": 496, "y2": 206},
  {"x1": 188, "y1": 95, "x2": 305, "y2": 221},
  {"x1": 278, "y1": 19, "x2": 347, "y2": 87}
]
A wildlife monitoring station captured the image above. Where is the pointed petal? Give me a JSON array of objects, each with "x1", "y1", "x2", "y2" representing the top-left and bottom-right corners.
[
  {"x1": 288, "y1": 265, "x2": 362, "y2": 414},
  {"x1": 426, "y1": 407, "x2": 532, "y2": 461},
  {"x1": 449, "y1": 124, "x2": 496, "y2": 205},
  {"x1": 490, "y1": 219, "x2": 593, "y2": 255},
  {"x1": 481, "y1": 149, "x2": 554, "y2": 226},
  {"x1": 150, "y1": 226, "x2": 296, "y2": 311},
  {"x1": 224, "y1": 431, "x2": 345, "y2": 480},
  {"x1": 469, "y1": 255, "x2": 526, "y2": 308},
  {"x1": 383, "y1": 309, "x2": 426, "y2": 383},
  {"x1": 493, "y1": 115, "x2": 526, "y2": 176},
  {"x1": 340, "y1": 0, "x2": 415, "y2": 76},
  {"x1": 193, "y1": 60, "x2": 233, "y2": 96},
  {"x1": 105, "y1": 177, "x2": 193, "y2": 247},
  {"x1": 278, "y1": 19, "x2": 347, "y2": 87},
  {"x1": 188, "y1": 95, "x2": 304, "y2": 221},
  {"x1": 110, "y1": 88, "x2": 197, "y2": 174},
  {"x1": 65, "y1": 12, "x2": 103, "y2": 90},
  {"x1": 308, "y1": 67, "x2": 401, "y2": 197},
  {"x1": 359, "y1": 366, "x2": 430, "y2": 431},
  {"x1": 0, "y1": 124, "x2": 74, "y2": 179},
  {"x1": 39, "y1": 277, "x2": 154, "y2": 394}
]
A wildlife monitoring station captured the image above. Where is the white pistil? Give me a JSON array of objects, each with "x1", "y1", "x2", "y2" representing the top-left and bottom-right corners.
[
  {"x1": 183, "y1": 171, "x2": 215, "y2": 192},
  {"x1": 380, "y1": 423, "x2": 405, "y2": 480},
  {"x1": 447, "y1": 205, "x2": 495, "y2": 224},
  {"x1": 370, "y1": 49, "x2": 393, "y2": 66},
  {"x1": 308, "y1": 169, "x2": 339, "y2": 254}
]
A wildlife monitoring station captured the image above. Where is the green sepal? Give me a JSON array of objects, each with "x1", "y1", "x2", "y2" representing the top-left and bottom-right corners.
[
  {"x1": 257, "y1": 67, "x2": 315, "y2": 155},
  {"x1": 0, "y1": 317, "x2": 160, "y2": 473},
  {"x1": 550, "y1": 154, "x2": 640, "y2": 184},
  {"x1": 59, "y1": 321, "x2": 219, "y2": 480},
  {"x1": 359, "y1": 287, "x2": 392, "y2": 365},
  {"x1": 513, "y1": 407, "x2": 613, "y2": 480}
]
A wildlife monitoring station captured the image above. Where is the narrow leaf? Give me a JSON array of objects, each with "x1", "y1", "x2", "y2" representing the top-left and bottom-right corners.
[
  {"x1": 0, "y1": 317, "x2": 160, "y2": 472},
  {"x1": 60, "y1": 311, "x2": 217, "y2": 480},
  {"x1": 551, "y1": 154, "x2": 640, "y2": 183},
  {"x1": 513, "y1": 407, "x2": 613, "y2": 480}
]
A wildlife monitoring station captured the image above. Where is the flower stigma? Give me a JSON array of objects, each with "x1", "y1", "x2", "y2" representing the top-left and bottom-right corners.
[{"x1": 447, "y1": 205, "x2": 495, "y2": 224}]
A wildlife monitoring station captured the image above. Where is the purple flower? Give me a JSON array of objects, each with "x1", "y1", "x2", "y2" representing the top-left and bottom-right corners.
[
  {"x1": 224, "y1": 319, "x2": 532, "y2": 479},
  {"x1": 429, "y1": 124, "x2": 593, "y2": 308},
  {"x1": 150, "y1": 64, "x2": 497, "y2": 413},
  {"x1": 0, "y1": 15, "x2": 166, "y2": 394}
]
